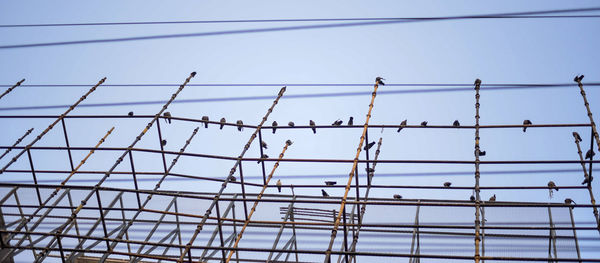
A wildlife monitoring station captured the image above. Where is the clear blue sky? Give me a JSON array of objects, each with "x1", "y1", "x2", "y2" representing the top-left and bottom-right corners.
[{"x1": 0, "y1": 1, "x2": 599, "y2": 262}]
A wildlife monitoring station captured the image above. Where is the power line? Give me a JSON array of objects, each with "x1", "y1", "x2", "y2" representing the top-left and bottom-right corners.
[
  {"x1": 1, "y1": 82, "x2": 597, "y2": 87},
  {"x1": 1, "y1": 7, "x2": 599, "y2": 49},
  {"x1": 1, "y1": 15, "x2": 600, "y2": 28}
]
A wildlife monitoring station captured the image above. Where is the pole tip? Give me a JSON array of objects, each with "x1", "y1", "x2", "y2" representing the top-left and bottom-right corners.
[{"x1": 191, "y1": 71, "x2": 197, "y2": 77}]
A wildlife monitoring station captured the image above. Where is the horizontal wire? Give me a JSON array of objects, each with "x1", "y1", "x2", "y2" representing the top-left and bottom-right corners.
[{"x1": 2, "y1": 82, "x2": 599, "y2": 87}]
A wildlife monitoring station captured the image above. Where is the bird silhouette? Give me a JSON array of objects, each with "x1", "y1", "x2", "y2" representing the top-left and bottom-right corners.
[
  {"x1": 227, "y1": 175, "x2": 236, "y2": 182},
  {"x1": 288, "y1": 121, "x2": 295, "y2": 127},
  {"x1": 585, "y1": 149, "x2": 595, "y2": 159},
  {"x1": 325, "y1": 181, "x2": 336, "y2": 186},
  {"x1": 201, "y1": 116, "x2": 209, "y2": 128},
  {"x1": 163, "y1": 112, "x2": 172, "y2": 124},
  {"x1": 478, "y1": 150, "x2": 486, "y2": 156},
  {"x1": 444, "y1": 182, "x2": 452, "y2": 188},
  {"x1": 421, "y1": 121, "x2": 428, "y2": 127},
  {"x1": 470, "y1": 195, "x2": 475, "y2": 201},
  {"x1": 564, "y1": 198, "x2": 576, "y2": 205},
  {"x1": 393, "y1": 194, "x2": 402, "y2": 200},
  {"x1": 364, "y1": 141, "x2": 375, "y2": 150},
  {"x1": 348, "y1": 117, "x2": 354, "y2": 126},
  {"x1": 272, "y1": 121, "x2": 278, "y2": 134},
  {"x1": 376, "y1": 77, "x2": 385, "y2": 86},
  {"x1": 582, "y1": 175, "x2": 593, "y2": 185},
  {"x1": 489, "y1": 194, "x2": 496, "y2": 202},
  {"x1": 236, "y1": 120, "x2": 244, "y2": 131},
  {"x1": 286, "y1": 140, "x2": 293, "y2": 146},
  {"x1": 332, "y1": 119, "x2": 343, "y2": 126},
  {"x1": 257, "y1": 154, "x2": 269, "y2": 164},
  {"x1": 161, "y1": 139, "x2": 167, "y2": 146},
  {"x1": 276, "y1": 179, "x2": 282, "y2": 193},
  {"x1": 309, "y1": 120, "x2": 316, "y2": 134},
  {"x1": 220, "y1": 118, "x2": 226, "y2": 129},
  {"x1": 453, "y1": 120, "x2": 460, "y2": 127},
  {"x1": 321, "y1": 189, "x2": 329, "y2": 197},
  {"x1": 128, "y1": 111, "x2": 134, "y2": 116},
  {"x1": 522, "y1": 120, "x2": 532, "y2": 132},
  {"x1": 548, "y1": 181, "x2": 559, "y2": 191},
  {"x1": 261, "y1": 141, "x2": 268, "y2": 149},
  {"x1": 474, "y1": 78, "x2": 481, "y2": 86},
  {"x1": 574, "y1": 75, "x2": 584, "y2": 83},
  {"x1": 572, "y1": 131, "x2": 582, "y2": 142},
  {"x1": 397, "y1": 119, "x2": 407, "y2": 132}
]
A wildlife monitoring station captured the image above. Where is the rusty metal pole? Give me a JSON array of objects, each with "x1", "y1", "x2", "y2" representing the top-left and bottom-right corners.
[
  {"x1": 572, "y1": 133, "x2": 600, "y2": 235},
  {"x1": 0, "y1": 128, "x2": 33, "y2": 161},
  {"x1": 575, "y1": 77, "x2": 600, "y2": 152},
  {"x1": 0, "y1": 78, "x2": 25, "y2": 101},
  {"x1": 474, "y1": 79, "x2": 482, "y2": 263}
]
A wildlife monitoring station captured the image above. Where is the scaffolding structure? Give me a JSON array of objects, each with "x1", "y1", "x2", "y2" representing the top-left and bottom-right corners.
[{"x1": 0, "y1": 73, "x2": 599, "y2": 263}]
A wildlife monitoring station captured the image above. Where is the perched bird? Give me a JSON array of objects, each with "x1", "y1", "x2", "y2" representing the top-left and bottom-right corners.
[
  {"x1": 227, "y1": 175, "x2": 236, "y2": 182},
  {"x1": 585, "y1": 149, "x2": 595, "y2": 159},
  {"x1": 325, "y1": 181, "x2": 336, "y2": 186},
  {"x1": 474, "y1": 78, "x2": 481, "y2": 86},
  {"x1": 376, "y1": 77, "x2": 385, "y2": 86},
  {"x1": 348, "y1": 117, "x2": 354, "y2": 126},
  {"x1": 479, "y1": 150, "x2": 486, "y2": 156},
  {"x1": 522, "y1": 119, "x2": 532, "y2": 132},
  {"x1": 564, "y1": 198, "x2": 576, "y2": 205},
  {"x1": 288, "y1": 121, "x2": 295, "y2": 127},
  {"x1": 272, "y1": 121, "x2": 278, "y2": 134},
  {"x1": 257, "y1": 154, "x2": 269, "y2": 163},
  {"x1": 572, "y1": 132, "x2": 582, "y2": 142},
  {"x1": 163, "y1": 112, "x2": 172, "y2": 124},
  {"x1": 161, "y1": 139, "x2": 167, "y2": 146},
  {"x1": 365, "y1": 167, "x2": 374, "y2": 173},
  {"x1": 444, "y1": 182, "x2": 452, "y2": 188},
  {"x1": 393, "y1": 194, "x2": 402, "y2": 200},
  {"x1": 321, "y1": 189, "x2": 330, "y2": 197},
  {"x1": 489, "y1": 194, "x2": 496, "y2": 202},
  {"x1": 261, "y1": 141, "x2": 268, "y2": 149},
  {"x1": 309, "y1": 120, "x2": 317, "y2": 134},
  {"x1": 286, "y1": 140, "x2": 293, "y2": 146},
  {"x1": 548, "y1": 181, "x2": 558, "y2": 198},
  {"x1": 276, "y1": 179, "x2": 282, "y2": 193},
  {"x1": 397, "y1": 119, "x2": 407, "y2": 132},
  {"x1": 470, "y1": 195, "x2": 475, "y2": 201},
  {"x1": 421, "y1": 121, "x2": 428, "y2": 127},
  {"x1": 453, "y1": 120, "x2": 460, "y2": 127},
  {"x1": 201, "y1": 116, "x2": 209, "y2": 128},
  {"x1": 364, "y1": 141, "x2": 375, "y2": 150},
  {"x1": 219, "y1": 118, "x2": 226, "y2": 129},
  {"x1": 573, "y1": 75, "x2": 584, "y2": 83},
  {"x1": 128, "y1": 111, "x2": 134, "y2": 116},
  {"x1": 582, "y1": 175, "x2": 593, "y2": 185},
  {"x1": 236, "y1": 120, "x2": 244, "y2": 131},
  {"x1": 332, "y1": 119, "x2": 343, "y2": 126}
]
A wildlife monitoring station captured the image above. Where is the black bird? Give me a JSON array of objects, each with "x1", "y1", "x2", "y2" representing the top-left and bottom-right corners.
[
  {"x1": 522, "y1": 119, "x2": 532, "y2": 132},
  {"x1": 272, "y1": 121, "x2": 278, "y2": 134},
  {"x1": 421, "y1": 121, "x2": 428, "y2": 127},
  {"x1": 325, "y1": 181, "x2": 336, "y2": 186},
  {"x1": 574, "y1": 75, "x2": 584, "y2": 83},
  {"x1": 276, "y1": 179, "x2": 282, "y2": 193},
  {"x1": 257, "y1": 154, "x2": 269, "y2": 164},
  {"x1": 474, "y1": 78, "x2": 481, "y2": 86},
  {"x1": 444, "y1": 182, "x2": 452, "y2": 188},
  {"x1": 572, "y1": 132, "x2": 582, "y2": 142},
  {"x1": 161, "y1": 139, "x2": 167, "y2": 146},
  {"x1": 585, "y1": 149, "x2": 595, "y2": 159},
  {"x1": 489, "y1": 194, "x2": 496, "y2": 202},
  {"x1": 393, "y1": 194, "x2": 402, "y2": 200},
  {"x1": 310, "y1": 120, "x2": 316, "y2": 134},
  {"x1": 128, "y1": 111, "x2": 134, "y2": 116},
  {"x1": 348, "y1": 117, "x2": 354, "y2": 126},
  {"x1": 470, "y1": 195, "x2": 475, "y2": 201},
  {"x1": 288, "y1": 121, "x2": 295, "y2": 127},
  {"x1": 548, "y1": 181, "x2": 559, "y2": 191},
  {"x1": 376, "y1": 77, "x2": 385, "y2": 86},
  {"x1": 227, "y1": 175, "x2": 236, "y2": 182},
  {"x1": 191, "y1": 72, "x2": 197, "y2": 77},
  {"x1": 220, "y1": 118, "x2": 226, "y2": 129},
  {"x1": 286, "y1": 140, "x2": 293, "y2": 146},
  {"x1": 397, "y1": 119, "x2": 407, "y2": 132},
  {"x1": 201, "y1": 116, "x2": 209, "y2": 128},
  {"x1": 453, "y1": 120, "x2": 460, "y2": 127},
  {"x1": 321, "y1": 189, "x2": 330, "y2": 197},
  {"x1": 163, "y1": 112, "x2": 172, "y2": 124},
  {"x1": 582, "y1": 175, "x2": 593, "y2": 185},
  {"x1": 364, "y1": 141, "x2": 375, "y2": 150},
  {"x1": 261, "y1": 141, "x2": 268, "y2": 149},
  {"x1": 332, "y1": 119, "x2": 343, "y2": 126},
  {"x1": 564, "y1": 198, "x2": 576, "y2": 205},
  {"x1": 236, "y1": 120, "x2": 244, "y2": 131},
  {"x1": 479, "y1": 150, "x2": 486, "y2": 156}
]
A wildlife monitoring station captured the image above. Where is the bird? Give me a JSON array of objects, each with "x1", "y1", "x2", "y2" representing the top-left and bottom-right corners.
[
  {"x1": 348, "y1": 117, "x2": 354, "y2": 126},
  {"x1": 161, "y1": 139, "x2": 167, "y2": 146},
  {"x1": 453, "y1": 120, "x2": 460, "y2": 127},
  {"x1": 163, "y1": 112, "x2": 172, "y2": 124},
  {"x1": 219, "y1": 118, "x2": 226, "y2": 129},
  {"x1": 564, "y1": 198, "x2": 576, "y2": 205},
  {"x1": 470, "y1": 195, "x2": 475, "y2": 201},
  {"x1": 321, "y1": 189, "x2": 329, "y2": 197},
  {"x1": 572, "y1": 132, "x2": 582, "y2": 142},
  {"x1": 325, "y1": 181, "x2": 336, "y2": 186},
  {"x1": 479, "y1": 150, "x2": 486, "y2": 156},
  {"x1": 582, "y1": 175, "x2": 593, "y2": 185},
  {"x1": 276, "y1": 179, "x2": 282, "y2": 193},
  {"x1": 236, "y1": 120, "x2": 244, "y2": 131},
  {"x1": 376, "y1": 77, "x2": 385, "y2": 86},
  {"x1": 393, "y1": 194, "x2": 402, "y2": 200},
  {"x1": 288, "y1": 121, "x2": 295, "y2": 127},
  {"x1": 227, "y1": 175, "x2": 236, "y2": 182},
  {"x1": 397, "y1": 119, "x2": 407, "y2": 132},
  {"x1": 444, "y1": 182, "x2": 452, "y2": 188},
  {"x1": 573, "y1": 75, "x2": 584, "y2": 83},
  {"x1": 585, "y1": 149, "x2": 595, "y2": 159},
  {"x1": 128, "y1": 111, "x2": 134, "y2": 116},
  {"x1": 201, "y1": 116, "x2": 209, "y2": 128},
  {"x1": 489, "y1": 194, "x2": 496, "y2": 202},
  {"x1": 261, "y1": 141, "x2": 268, "y2": 149},
  {"x1": 548, "y1": 181, "x2": 559, "y2": 191},
  {"x1": 421, "y1": 121, "x2": 428, "y2": 127},
  {"x1": 257, "y1": 154, "x2": 269, "y2": 164},
  {"x1": 272, "y1": 121, "x2": 278, "y2": 134},
  {"x1": 332, "y1": 119, "x2": 343, "y2": 126},
  {"x1": 309, "y1": 120, "x2": 316, "y2": 134},
  {"x1": 364, "y1": 141, "x2": 375, "y2": 150},
  {"x1": 522, "y1": 119, "x2": 532, "y2": 132},
  {"x1": 474, "y1": 78, "x2": 481, "y2": 86},
  {"x1": 286, "y1": 140, "x2": 293, "y2": 146}
]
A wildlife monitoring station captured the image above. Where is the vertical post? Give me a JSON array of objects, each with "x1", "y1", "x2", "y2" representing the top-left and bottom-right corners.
[
  {"x1": 60, "y1": 119, "x2": 75, "y2": 171},
  {"x1": 474, "y1": 79, "x2": 482, "y2": 263},
  {"x1": 0, "y1": 208, "x2": 14, "y2": 263},
  {"x1": 25, "y1": 149, "x2": 42, "y2": 206},
  {"x1": 481, "y1": 207, "x2": 486, "y2": 263},
  {"x1": 575, "y1": 77, "x2": 600, "y2": 152},
  {"x1": 342, "y1": 207, "x2": 349, "y2": 263},
  {"x1": 258, "y1": 130, "x2": 268, "y2": 185},
  {"x1": 547, "y1": 206, "x2": 558, "y2": 262},
  {"x1": 117, "y1": 195, "x2": 132, "y2": 261},
  {"x1": 572, "y1": 130, "x2": 600, "y2": 234},
  {"x1": 95, "y1": 190, "x2": 110, "y2": 250},
  {"x1": 128, "y1": 151, "x2": 142, "y2": 209},
  {"x1": 156, "y1": 120, "x2": 170, "y2": 176},
  {"x1": 238, "y1": 162, "x2": 250, "y2": 220},
  {"x1": 174, "y1": 195, "x2": 184, "y2": 256},
  {"x1": 568, "y1": 204, "x2": 582, "y2": 263},
  {"x1": 215, "y1": 200, "x2": 227, "y2": 263}
]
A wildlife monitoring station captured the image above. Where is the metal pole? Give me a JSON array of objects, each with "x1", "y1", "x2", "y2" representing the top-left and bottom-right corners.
[
  {"x1": 60, "y1": 119, "x2": 75, "y2": 171},
  {"x1": 0, "y1": 78, "x2": 25, "y2": 101},
  {"x1": 567, "y1": 204, "x2": 582, "y2": 263},
  {"x1": 575, "y1": 77, "x2": 600, "y2": 152},
  {"x1": 0, "y1": 128, "x2": 33, "y2": 161},
  {"x1": 572, "y1": 132, "x2": 600, "y2": 234},
  {"x1": 474, "y1": 79, "x2": 482, "y2": 263}
]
